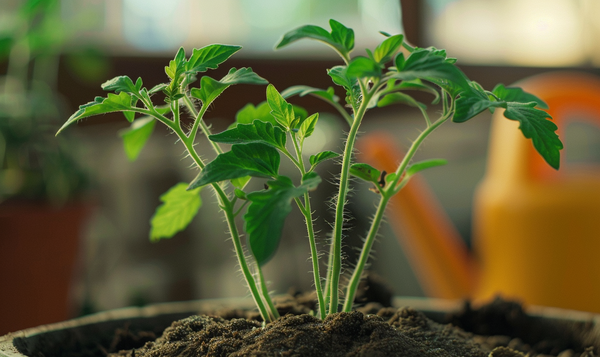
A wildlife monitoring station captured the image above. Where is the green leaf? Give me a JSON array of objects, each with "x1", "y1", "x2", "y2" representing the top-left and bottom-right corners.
[
  {"x1": 281, "y1": 85, "x2": 339, "y2": 103},
  {"x1": 165, "y1": 47, "x2": 187, "y2": 80},
  {"x1": 385, "y1": 78, "x2": 441, "y2": 104},
  {"x1": 374, "y1": 34, "x2": 404, "y2": 64},
  {"x1": 101, "y1": 75, "x2": 141, "y2": 94},
  {"x1": 329, "y1": 19, "x2": 355, "y2": 53},
  {"x1": 492, "y1": 84, "x2": 549, "y2": 109},
  {"x1": 231, "y1": 176, "x2": 251, "y2": 190},
  {"x1": 346, "y1": 56, "x2": 382, "y2": 79},
  {"x1": 149, "y1": 83, "x2": 168, "y2": 95},
  {"x1": 309, "y1": 151, "x2": 340, "y2": 169},
  {"x1": 191, "y1": 67, "x2": 268, "y2": 105},
  {"x1": 119, "y1": 117, "x2": 156, "y2": 161},
  {"x1": 188, "y1": 143, "x2": 280, "y2": 189},
  {"x1": 298, "y1": 113, "x2": 319, "y2": 141},
  {"x1": 453, "y1": 86, "x2": 506, "y2": 123},
  {"x1": 186, "y1": 44, "x2": 241, "y2": 74},
  {"x1": 57, "y1": 92, "x2": 134, "y2": 134},
  {"x1": 406, "y1": 159, "x2": 447, "y2": 176},
  {"x1": 377, "y1": 92, "x2": 427, "y2": 110},
  {"x1": 503, "y1": 102, "x2": 563, "y2": 169},
  {"x1": 150, "y1": 183, "x2": 202, "y2": 242},
  {"x1": 350, "y1": 163, "x2": 381, "y2": 184},
  {"x1": 275, "y1": 19, "x2": 354, "y2": 59},
  {"x1": 266, "y1": 84, "x2": 295, "y2": 130},
  {"x1": 209, "y1": 120, "x2": 286, "y2": 150},
  {"x1": 245, "y1": 173, "x2": 321, "y2": 265},
  {"x1": 393, "y1": 48, "x2": 469, "y2": 94},
  {"x1": 327, "y1": 66, "x2": 361, "y2": 111},
  {"x1": 234, "y1": 102, "x2": 278, "y2": 127}
]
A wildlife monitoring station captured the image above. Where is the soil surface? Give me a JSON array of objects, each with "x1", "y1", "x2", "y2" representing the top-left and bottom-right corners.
[{"x1": 105, "y1": 295, "x2": 599, "y2": 357}]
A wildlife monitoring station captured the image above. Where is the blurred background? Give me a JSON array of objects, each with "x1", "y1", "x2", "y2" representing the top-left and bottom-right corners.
[{"x1": 1, "y1": 0, "x2": 600, "y2": 334}]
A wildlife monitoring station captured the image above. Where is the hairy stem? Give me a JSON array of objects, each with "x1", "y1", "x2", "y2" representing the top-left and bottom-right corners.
[
  {"x1": 291, "y1": 135, "x2": 326, "y2": 319},
  {"x1": 342, "y1": 108, "x2": 454, "y2": 311},
  {"x1": 342, "y1": 195, "x2": 389, "y2": 311},
  {"x1": 172, "y1": 117, "x2": 273, "y2": 323},
  {"x1": 256, "y1": 263, "x2": 280, "y2": 320},
  {"x1": 328, "y1": 82, "x2": 373, "y2": 313}
]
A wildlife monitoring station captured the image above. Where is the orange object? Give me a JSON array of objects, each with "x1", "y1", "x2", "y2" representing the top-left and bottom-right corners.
[{"x1": 358, "y1": 71, "x2": 600, "y2": 313}]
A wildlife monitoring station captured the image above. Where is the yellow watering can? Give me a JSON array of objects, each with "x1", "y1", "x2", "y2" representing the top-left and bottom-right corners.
[{"x1": 359, "y1": 71, "x2": 600, "y2": 313}]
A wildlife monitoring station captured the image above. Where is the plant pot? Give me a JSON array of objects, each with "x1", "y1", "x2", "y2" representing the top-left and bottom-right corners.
[
  {"x1": 0, "y1": 201, "x2": 91, "y2": 335},
  {"x1": 1, "y1": 297, "x2": 599, "y2": 357}
]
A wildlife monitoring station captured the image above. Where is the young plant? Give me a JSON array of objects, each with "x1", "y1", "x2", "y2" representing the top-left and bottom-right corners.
[{"x1": 58, "y1": 20, "x2": 562, "y2": 322}]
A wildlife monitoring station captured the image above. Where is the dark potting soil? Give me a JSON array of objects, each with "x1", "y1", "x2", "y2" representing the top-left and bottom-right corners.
[{"x1": 104, "y1": 296, "x2": 599, "y2": 357}]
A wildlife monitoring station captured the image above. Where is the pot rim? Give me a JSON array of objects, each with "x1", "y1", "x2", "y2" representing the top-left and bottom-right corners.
[{"x1": 2, "y1": 296, "x2": 599, "y2": 357}]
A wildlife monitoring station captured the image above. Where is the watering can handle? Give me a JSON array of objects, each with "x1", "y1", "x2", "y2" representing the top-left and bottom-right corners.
[{"x1": 357, "y1": 134, "x2": 475, "y2": 299}]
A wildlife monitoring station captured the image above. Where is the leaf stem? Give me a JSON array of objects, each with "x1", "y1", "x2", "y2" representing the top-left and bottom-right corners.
[{"x1": 182, "y1": 94, "x2": 223, "y2": 155}]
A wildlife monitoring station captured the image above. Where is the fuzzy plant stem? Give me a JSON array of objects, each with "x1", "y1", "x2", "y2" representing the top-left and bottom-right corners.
[
  {"x1": 290, "y1": 135, "x2": 327, "y2": 319},
  {"x1": 178, "y1": 96, "x2": 275, "y2": 322},
  {"x1": 342, "y1": 111, "x2": 452, "y2": 311},
  {"x1": 328, "y1": 85, "x2": 373, "y2": 314}
]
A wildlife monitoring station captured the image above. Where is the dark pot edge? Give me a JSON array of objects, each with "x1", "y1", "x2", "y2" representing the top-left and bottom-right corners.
[{"x1": 1, "y1": 297, "x2": 599, "y2": 357}]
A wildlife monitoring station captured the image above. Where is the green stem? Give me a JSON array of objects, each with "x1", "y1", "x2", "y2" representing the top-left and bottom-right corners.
[
  {"x1": 328, "y1": 82, "x2": 373, "y2": 314},
  {"x1": 182, "y1": 94, "x2": 223, "y2": 155},
  {"x1": 172, "y1": 121, "x2": 273, "y2": 323},
  {"x1": 290, "y1": 135, "x2": 326, "y2": 319},
  {"x1": 256, "y1": 264, "x2": 280, "y2": 320},
  {"x1": 342, "y1": 195, "x2": 389, "y2": 311},
  {"x1": 342, "y1": 108, "x2": 454, "y2": 311}
]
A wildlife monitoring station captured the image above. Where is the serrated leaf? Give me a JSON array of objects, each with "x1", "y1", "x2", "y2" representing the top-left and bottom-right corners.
[
  {"x1": 394, "y1": 48, "x2": 470, "y2": 94},
  {"x1": 298, "y1": 113, "x2": 319, "y2": 141},
  {"x1": 188, "y1": 143, "x2": 280, "y2": 189},
  {"x1": 186, "y1": 44, "x2": 241, "y2": 74},
  {"x1": 503, "y1": 102, "x2": 562, "y2": 169},
  {"x1": 150, "y1": 183, "x2": 202, "y2": 242},
  {"x1": 377, "y1": 92, "x2": 427, "y2": 110},
  {"x1": 374, "y1": 34, "x2": 403, "y2": 64},
  {"x1": 245, "y1": 173, "x2": 321, "y2": 265},
  {"x1": 281, "y1": 85, "x2": 339, "y2": 103},
  {"x1": 234, "y1": 102, "x2": 278, "y2": 127},
  {"x1": 350, "y1": 163, "x2": 381, "y2": 184},
  {"x1": 57, "y1": 92, "x2": 134, "y2": 134},
  {"x1": 119, "y1": 116, "x2": 156, "y2": 161},
  {"x1": 209, "y1": 120, "x2": 286, "y2": 150},
  {"x1": 191, "y1": 67, "x2": 268, "y2": 105},
  {"x1": 346, "y1": 56, "x2": 382, "y2": 79},
  {"x1": 275, "y1": 19, "x2": 354, "y2": 59},
  {"x1": 492, "y1": 84, "x2": 549, "y2": 109},
  {"x1": 266, "y1": 84, "x2": 295, "y2": 130},
  {"x1": 309, "y1": 151, "x2": 340, "y2": 168},
  {"x1": 101, "y1": 75, "x2": 141, "y2": 94},
  {"x1": 453, "y1": 86, "x2": 506, "y2": 123},
  {"x1": 406, "y1": 159, "x2": 447, "y2": 176}
]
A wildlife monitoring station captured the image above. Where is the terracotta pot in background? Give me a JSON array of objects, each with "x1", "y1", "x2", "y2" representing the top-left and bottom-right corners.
[{"x1": 0, "y1": 202, "x2": 90, "y2": 335}]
